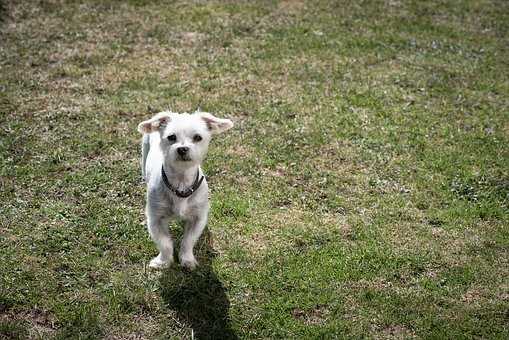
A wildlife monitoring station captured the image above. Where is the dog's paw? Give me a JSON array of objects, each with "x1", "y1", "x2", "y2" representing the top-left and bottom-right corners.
[
  {"x1": 179, "y1": 255, "x2": 198, "y2": 270},
  {"x1": 149, "y1": 256, "x2": 172, "y2": 269}
]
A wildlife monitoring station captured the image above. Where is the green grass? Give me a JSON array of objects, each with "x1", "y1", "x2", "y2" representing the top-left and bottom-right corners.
[{"x1": 1, "y1": 0, "x2": 508, "y2": 338}]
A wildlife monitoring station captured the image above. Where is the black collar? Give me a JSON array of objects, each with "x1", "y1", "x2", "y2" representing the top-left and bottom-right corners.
[{"x1": 161, "y1": 165, "x2": 204, "y2": 198}]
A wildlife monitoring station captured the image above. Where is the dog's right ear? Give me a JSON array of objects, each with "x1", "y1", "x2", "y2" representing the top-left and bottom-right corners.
[{"x1": 137, "y1": 112, "x2": 171, "y2": 134}]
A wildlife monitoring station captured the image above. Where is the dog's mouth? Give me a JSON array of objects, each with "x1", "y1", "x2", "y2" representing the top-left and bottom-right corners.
[{"x1": 177, "y1": 155, "x2": 192, "y2": 162}]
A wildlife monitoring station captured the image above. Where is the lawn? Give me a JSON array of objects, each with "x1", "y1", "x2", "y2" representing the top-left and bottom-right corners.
[{"x1": 1, "y1": 0, "x2": 508, "y2": 338}]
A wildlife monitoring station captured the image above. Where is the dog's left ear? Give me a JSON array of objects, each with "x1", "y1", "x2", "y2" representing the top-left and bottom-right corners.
[
  {"x1": 137, "y1": 112, "x2": 171, "y2": 134},
  {"x1": 198, "y1": 112, "x2": 234, "y2": 134}
]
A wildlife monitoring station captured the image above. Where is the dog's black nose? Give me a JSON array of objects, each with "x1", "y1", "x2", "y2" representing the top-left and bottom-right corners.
[{"x1": 177, "y1": 146, "x2": 189, "y2": 156}]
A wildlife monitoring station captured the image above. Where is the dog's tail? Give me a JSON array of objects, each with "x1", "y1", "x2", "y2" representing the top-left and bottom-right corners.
[{"x1": 141, "y1": 133, "x2": 150, "y2": 181}]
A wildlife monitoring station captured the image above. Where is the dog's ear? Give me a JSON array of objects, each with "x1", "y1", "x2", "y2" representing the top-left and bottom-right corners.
[
  {"x1": 137, "y1": 112, "x2": 171, "y2": 134},
  {"x1": 198, "y1": 112, "x2": 234, "y2": 134}
]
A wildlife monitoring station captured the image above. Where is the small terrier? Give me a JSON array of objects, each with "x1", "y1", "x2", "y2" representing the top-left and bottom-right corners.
[{"x1": 137, "y1": 111, "x2": 233, "y2": 269}]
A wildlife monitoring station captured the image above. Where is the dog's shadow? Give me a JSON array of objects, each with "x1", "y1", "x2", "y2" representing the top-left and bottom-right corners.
[{"x1": 159, "y1": 229, "x2": 238, "y2": 339}]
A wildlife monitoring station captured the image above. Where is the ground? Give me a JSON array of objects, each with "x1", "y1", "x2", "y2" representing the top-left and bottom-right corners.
[{"x1": 0, "y1": 0, "x2": 508, "y2": 339}]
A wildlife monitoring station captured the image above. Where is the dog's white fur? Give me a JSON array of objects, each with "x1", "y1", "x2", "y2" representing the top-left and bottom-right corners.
[{"x1": 138, "y1": 111, "x2": 233, "y2": 269}]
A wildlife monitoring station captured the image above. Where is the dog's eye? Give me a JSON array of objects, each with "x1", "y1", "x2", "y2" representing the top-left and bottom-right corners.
[
  {"x1": 193, "y1": 134, "x2": 202, "y2": 142},
  {"x1": 167, "y1": 134, "x2": 177, "y2": 142}
]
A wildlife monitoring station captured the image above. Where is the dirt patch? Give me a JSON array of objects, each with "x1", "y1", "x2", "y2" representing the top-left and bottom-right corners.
[
  {"x1": 0, "y1": 307, "x2": 56, "y2": 337},
  {"x1": 381, "y1": 324, "x2": 416, "y2": 339},
  {"x1": 462, "y1": 287, "x2": 483, "y2": 304},
  {"x1": 180, "y1": 31, "x2": 207, "y2": 46},
  {"x1": 278, "y1": 0, "x2": 306, "y2": 14},
  {"x1": 291, "y1": 304, "x2": 329, "y2": 325},
  {"x1": 227, "y1": 144, "x2": 253, "y2": 158}
]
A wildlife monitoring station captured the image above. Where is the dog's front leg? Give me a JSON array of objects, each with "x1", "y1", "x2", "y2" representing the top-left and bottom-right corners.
[
  {"x1": 179, "y1": 212, "x2": 208, "y2": 270},
  {"x1": 147, "y1": 212, "x2": 174, "y2": 268}
]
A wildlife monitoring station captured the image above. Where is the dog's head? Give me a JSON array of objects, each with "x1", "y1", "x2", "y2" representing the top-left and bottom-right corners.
[{"x1": 138, "y1": 111, "x2": 233, "y2": 168}]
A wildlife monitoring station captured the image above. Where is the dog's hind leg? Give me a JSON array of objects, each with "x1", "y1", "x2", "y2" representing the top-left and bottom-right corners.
[{"x1": 141, "y1": 133, "x2": 150, "y2": 181}]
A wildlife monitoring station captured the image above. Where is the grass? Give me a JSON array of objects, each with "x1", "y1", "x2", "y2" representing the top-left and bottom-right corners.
[{"x1": 1, "y1": 0, "x2": 508, "y2": 338}]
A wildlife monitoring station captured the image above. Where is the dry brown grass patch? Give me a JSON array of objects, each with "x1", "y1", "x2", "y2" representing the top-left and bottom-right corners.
[
  {"x1": 291, "y1": 304, "x2": 329, "y2": 325},
  {"x1": 0, "y1": 308, "x2": 56, "y2": 338}
]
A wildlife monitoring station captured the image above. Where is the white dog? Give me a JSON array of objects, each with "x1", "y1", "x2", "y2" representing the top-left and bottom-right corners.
[{"x1": 137, "y1": 111, "x2": 233, "y2": 269}]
